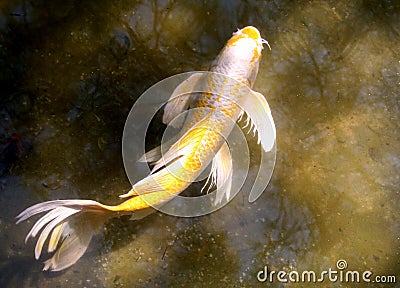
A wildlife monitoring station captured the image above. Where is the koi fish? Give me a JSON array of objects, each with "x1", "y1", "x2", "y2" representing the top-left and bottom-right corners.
[{"x1": 16, "y1": 26, "x2": 276, "y2": 271}]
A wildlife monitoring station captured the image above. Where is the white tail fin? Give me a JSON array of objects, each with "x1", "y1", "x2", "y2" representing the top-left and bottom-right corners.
[{"x1": 16, "y1": 200, "x2": 116, "y2": 271}]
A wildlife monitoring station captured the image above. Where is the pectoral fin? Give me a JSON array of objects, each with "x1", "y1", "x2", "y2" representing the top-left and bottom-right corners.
[
  {"x1": 162, "y1": 73, "x2": 203, "y2": 126},
  {"x1": 240, "y1": 90, "x2": 276, "y2": 152}
]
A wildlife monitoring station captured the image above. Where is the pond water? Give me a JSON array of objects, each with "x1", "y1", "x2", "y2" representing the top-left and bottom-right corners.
[{"x1": 0, "y1": 0, "x2": 399, "y2": 287}]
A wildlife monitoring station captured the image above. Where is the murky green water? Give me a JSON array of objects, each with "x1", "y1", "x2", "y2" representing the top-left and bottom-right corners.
[{"x1": 0, "y1": 0, "x2": 399, "y2": 287}]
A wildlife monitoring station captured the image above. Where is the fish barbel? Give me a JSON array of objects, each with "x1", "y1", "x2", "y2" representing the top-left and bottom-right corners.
[{"x1": 16, "y1": 26, "x2": 276, "y2": 271}]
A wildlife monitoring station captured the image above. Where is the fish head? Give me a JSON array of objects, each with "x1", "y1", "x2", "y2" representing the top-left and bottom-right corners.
[
  {"x1": 228, "y1": 26, "x2": 265, "y2": 56},
  {"x1": 213, "y1": 26, "x2": 270, "y2": 87}
]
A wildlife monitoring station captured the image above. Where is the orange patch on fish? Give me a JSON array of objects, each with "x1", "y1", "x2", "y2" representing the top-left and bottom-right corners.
[
  {"x1": 241, "y1": 26, "x2": 261, "y2": 41},
  {"x1": 251, "y1": 47, "x2": 260, "y2": 63},
  {"x1": 226, "y1": 34, "x2": 246, "y2": 47}
]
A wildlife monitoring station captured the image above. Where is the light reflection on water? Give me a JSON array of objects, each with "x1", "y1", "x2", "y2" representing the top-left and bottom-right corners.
[{"x1": 0, "y1": 0, "x2": 399, "y2": 287}]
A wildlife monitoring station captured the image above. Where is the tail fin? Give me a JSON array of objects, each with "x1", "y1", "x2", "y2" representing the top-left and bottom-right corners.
[{"x1": 16, "y1": 200, "x2": 119, "y2": 271}]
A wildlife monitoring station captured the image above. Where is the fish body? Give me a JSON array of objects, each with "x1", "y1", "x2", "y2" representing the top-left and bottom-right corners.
[{"x1": 16, "y1": 26, "x2": 275, "y2": 271}]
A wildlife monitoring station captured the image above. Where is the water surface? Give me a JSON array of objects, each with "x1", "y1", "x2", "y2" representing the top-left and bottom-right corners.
[{"x1": 0, "y1": 0, "x2": 399, "y2": 287}]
